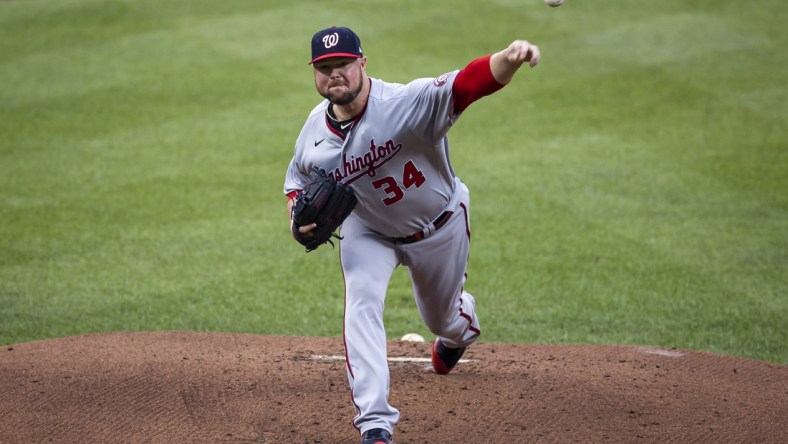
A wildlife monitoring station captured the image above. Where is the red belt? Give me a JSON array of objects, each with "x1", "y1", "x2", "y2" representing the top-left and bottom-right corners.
[{"x1": 395, "y1": 211, "x2": 454, "y2": 244}]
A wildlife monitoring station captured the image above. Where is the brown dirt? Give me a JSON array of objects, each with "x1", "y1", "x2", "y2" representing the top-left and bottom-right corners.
[{"x1": 0, "y1": 332, "x2": 786, "y2": 443}]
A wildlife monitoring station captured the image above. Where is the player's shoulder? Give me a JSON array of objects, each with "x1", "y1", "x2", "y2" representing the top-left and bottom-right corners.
[
  {"x1": 369, "y1": 77, "x2": 408, "y2": 101},
  {"x1": 294, "y1": 100, "x2": 328, "y2": 143},
  {"x1": 370, "y1": 73, "x2": 458, "y2": 101},
  {"x1": 306, "y1": 99, "x2": 329, "y2": 120}
]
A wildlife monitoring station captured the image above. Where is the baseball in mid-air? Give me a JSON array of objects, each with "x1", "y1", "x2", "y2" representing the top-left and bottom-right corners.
[
  {"x1": 400, "y1": 333, "x2": 425, "y2": 342},
  {"x1": 545, "y1": 0, "x2": 564, "y2": 7}
]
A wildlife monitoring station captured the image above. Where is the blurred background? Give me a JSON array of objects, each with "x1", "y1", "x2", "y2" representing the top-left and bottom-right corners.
[{"x1": 1, "y1": 0, "x2": 785, "y2": 363}]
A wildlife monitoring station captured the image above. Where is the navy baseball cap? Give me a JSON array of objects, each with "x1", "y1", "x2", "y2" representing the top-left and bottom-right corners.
[{"x1": 310, "y1": 26, "x2": 363, "y2": 64}]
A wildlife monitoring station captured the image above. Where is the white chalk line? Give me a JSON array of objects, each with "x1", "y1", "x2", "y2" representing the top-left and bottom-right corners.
[
  {"x1": 311, "y1": 355, "x2": 472, "y2": 364},
  {"x1": 636, "y1": 347, "x2": 685, "y2": 358},
  {"x1": 313, "y1": 348, "x2": 683, "y2": 364}
]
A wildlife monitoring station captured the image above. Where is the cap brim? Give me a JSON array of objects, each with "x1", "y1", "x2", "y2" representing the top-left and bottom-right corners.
[{"x1": 309, "y1": 53, "x2": 362, "y2": 64}]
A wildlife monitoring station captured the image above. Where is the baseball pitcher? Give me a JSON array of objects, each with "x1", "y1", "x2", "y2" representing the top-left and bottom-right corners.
[{"x1": 283, "y1": 26, "x2": 540, "y2": 444}]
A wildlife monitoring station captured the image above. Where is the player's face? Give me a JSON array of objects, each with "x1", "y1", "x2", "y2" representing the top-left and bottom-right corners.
[{"x1": 313, "y1": 57, "x2": 366, "y2": 106}]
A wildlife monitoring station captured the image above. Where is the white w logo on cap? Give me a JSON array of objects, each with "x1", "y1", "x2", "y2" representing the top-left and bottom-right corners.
[{"x1": 322, "y1": 32, "x2": 340, "y2": 49}]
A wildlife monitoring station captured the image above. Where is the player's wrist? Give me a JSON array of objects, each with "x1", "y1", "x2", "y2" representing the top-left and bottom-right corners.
[{"x1": 490, "y1": 51, "x2": 519, "y2": 85}]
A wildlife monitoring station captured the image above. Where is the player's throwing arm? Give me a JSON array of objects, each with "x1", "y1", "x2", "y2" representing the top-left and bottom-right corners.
[{"x1": 490, "y1": 40, "x2": 541, "y2": 84}]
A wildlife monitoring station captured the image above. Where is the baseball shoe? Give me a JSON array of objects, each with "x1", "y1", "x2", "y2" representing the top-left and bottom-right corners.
[
  {"x1": 431, "y1": 338, "x2": 466, "y2": 375},
  {"x1": 360, "y1": 428, "x2": 392, "y2": 444}
]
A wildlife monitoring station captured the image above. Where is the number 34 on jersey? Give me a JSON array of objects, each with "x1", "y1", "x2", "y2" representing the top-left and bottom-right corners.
[{"x1": 371, "y1": 160, "x2": 426, "y2": 206}]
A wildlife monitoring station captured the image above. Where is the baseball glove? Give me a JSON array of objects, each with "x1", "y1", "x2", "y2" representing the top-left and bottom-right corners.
[{"x1": 291, "y1": 167, "x2": 358, "y2": 252}]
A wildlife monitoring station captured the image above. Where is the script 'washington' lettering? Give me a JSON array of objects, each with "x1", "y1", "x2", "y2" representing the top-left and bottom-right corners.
[{"x1": 331, "y1": 138, "x2": 403, "y2": 184}]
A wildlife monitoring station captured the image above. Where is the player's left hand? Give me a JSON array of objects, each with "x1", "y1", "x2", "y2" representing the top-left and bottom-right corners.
[
  {"x1": 502, "y1": 40, "x2": 541, "y2": 68},
  {"x1": 490, "y1": 39, "x2": 541, "y2": 85}
]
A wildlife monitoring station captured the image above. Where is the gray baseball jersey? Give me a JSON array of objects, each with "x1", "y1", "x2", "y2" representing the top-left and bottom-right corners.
[{"x1": 284, "y1": 72, "x2": 461, "y2": 237}]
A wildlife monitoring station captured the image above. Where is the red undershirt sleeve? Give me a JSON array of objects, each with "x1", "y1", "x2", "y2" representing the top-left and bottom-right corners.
[{"x1": 452, "y1": 54, "x2": 506, "y2": 114}]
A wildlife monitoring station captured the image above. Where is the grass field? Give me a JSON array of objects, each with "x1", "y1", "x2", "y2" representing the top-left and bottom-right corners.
[{"x1": 1, "y1": 0, "x2": 786, "y2": 364}]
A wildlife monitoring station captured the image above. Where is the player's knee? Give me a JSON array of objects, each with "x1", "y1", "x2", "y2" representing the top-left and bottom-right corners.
[{"x1": 345, "y1": 283, "x2": 386, "y2": 314}]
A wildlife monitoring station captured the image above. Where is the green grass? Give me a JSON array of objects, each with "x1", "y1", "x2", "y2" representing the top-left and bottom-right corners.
[{"x1": 1, "y1": 0, "x2": 786, "y2": 364}]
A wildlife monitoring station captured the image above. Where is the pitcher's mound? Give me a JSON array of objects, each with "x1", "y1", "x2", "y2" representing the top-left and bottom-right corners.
[{"x1": 1, "y1": 331, "x2": 785, "y2": 443}]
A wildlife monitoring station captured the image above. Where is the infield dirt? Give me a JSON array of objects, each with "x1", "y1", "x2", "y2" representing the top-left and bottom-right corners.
[{"x1": 1, "y1": 331, "x2": 786, "y2": 443}]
